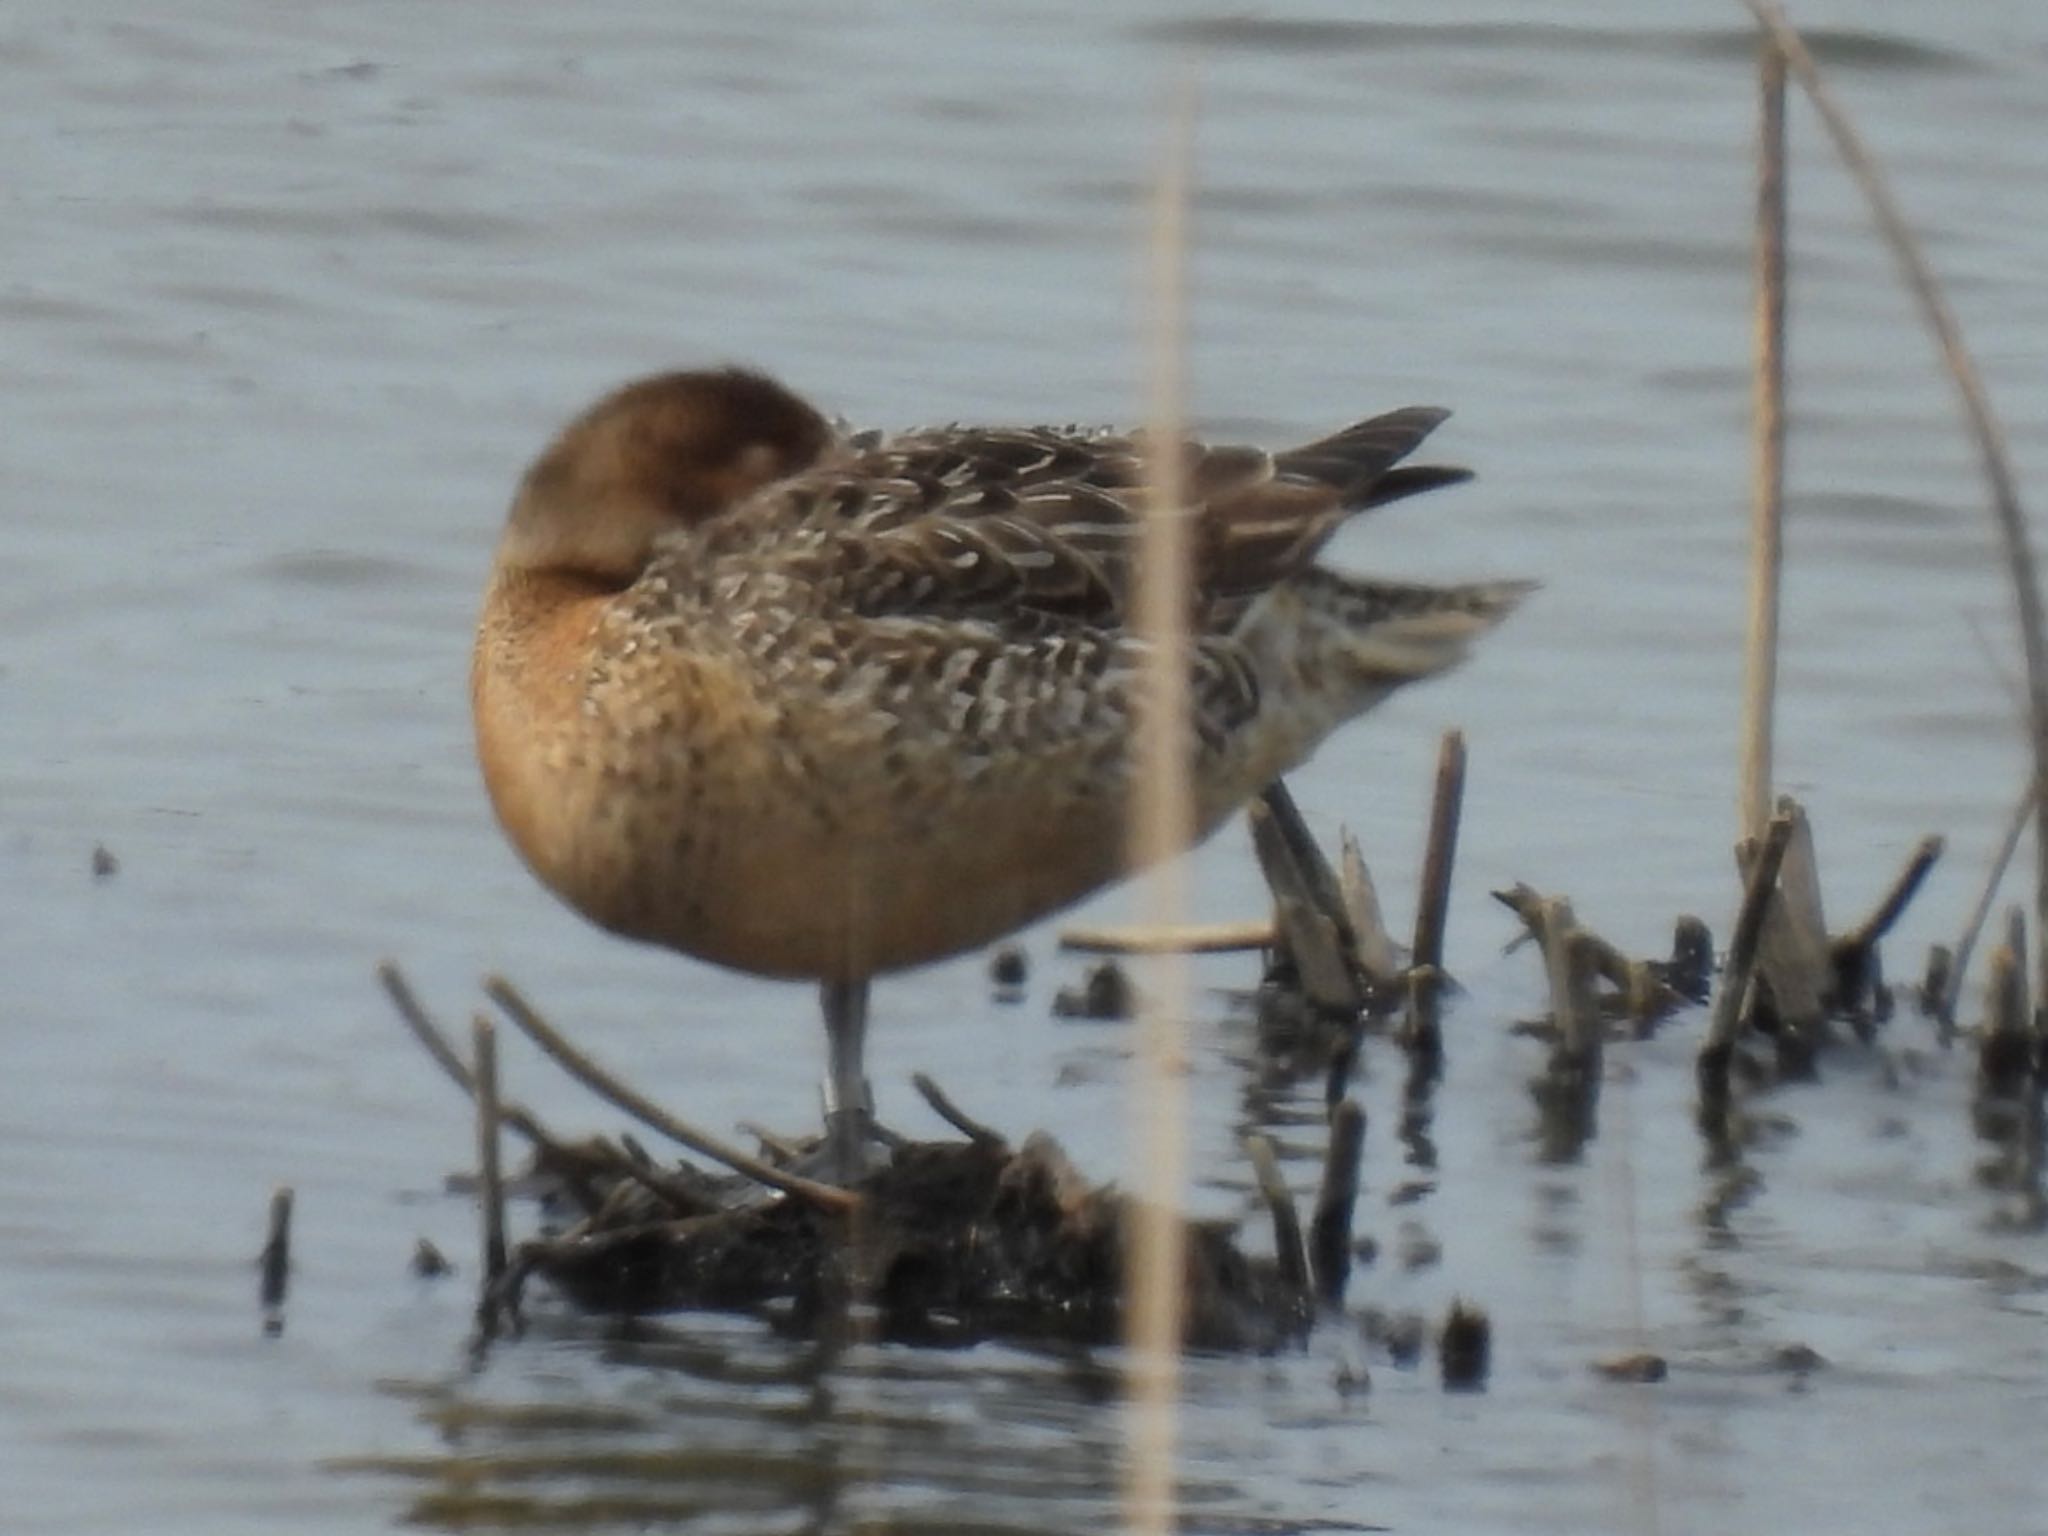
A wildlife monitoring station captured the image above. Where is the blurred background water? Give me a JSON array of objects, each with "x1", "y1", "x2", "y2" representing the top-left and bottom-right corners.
[{"x1": 5, "y1": 2, "x2": 2048, "y2": 1532}]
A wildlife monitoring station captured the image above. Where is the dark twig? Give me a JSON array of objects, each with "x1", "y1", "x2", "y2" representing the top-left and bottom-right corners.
[
  {"x1": 483, "y1": 975, "x2": 859, "y2": 1214},
  {"x1": 912, "y1": 1072, "x2": 1007, "y2": 1148},
  {"x1": 472, "y1": 1015, "x2": 509, "y2": 1318},
  {"x1": 1842, "y1": 835, "x2": 1945, "y2": 954}
]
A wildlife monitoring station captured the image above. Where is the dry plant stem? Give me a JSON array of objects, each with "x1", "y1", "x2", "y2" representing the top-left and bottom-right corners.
[
  {"x1": 911, "y1": 1072, "x2": 1006, "y2": 1147},
  {"x1": 377, "y1": 962, "x2": 556, "y2": 1148},
  {"x1": 472, "y1": 1016, "x2": 509, "y2": 1301},
  {"x1": 1946, "y1": 780, "x2": 2039, "y2": 1023},
  {"x1": 1060, "y1": 919, "x2": 1275, "y2": 955},
  {"x1": 1707, "y1": 811, "x2": 1796, "y2": 1054},
  {"x1": 259, "y1": 1185, "x2": 293, "y2": 1313},
  {"x1": 1406, "y1": 730, "x2": 1468, "y2": 1044},
  {"x1": 1741, "y1": 38, "x2": 1788, "y2": 842},
  {"x1": 1243, "y1": 1134, "x2": 1309, "y2": 1294},
  {"x1": 380, "y1": 963, "x2": 708, "y2": 1211},
  {"x1": 482, "y1": 976, "x2": 858, "y2": 1214},
  {"x1": 1122, "y1": 75, "x2": 1197, "y2": 1536},
  {"x1": 1742, "y1": 0, "x2": 2048, "y2": 1003}
]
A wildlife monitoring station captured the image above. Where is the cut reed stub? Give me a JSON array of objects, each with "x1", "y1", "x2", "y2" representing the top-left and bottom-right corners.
[
  {"x1": 1404, "y1": 731, "x2": 1468, "y2": 1056},
  {"x1": 1700, "y1": 809, "x2": 1797, "y2": 1118},
  {"x1": 258, "y1": 1184, "x2": 293, "y2": 1336},
  {"x1": 1439, "y1": 1299, "x2": 1491, "y2": 1391}
]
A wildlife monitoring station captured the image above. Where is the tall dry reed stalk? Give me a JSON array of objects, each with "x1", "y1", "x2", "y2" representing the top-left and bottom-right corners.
[
  {"x1": 1740, "y1": 41, "x2": 1788, "y2": 842},
  {"x1": 1741, "y1": 0, "x2": 2048, "y2": 997},
  {"x1": 1122, "y1": 75, "x2": 1198, "y2": 1536}
]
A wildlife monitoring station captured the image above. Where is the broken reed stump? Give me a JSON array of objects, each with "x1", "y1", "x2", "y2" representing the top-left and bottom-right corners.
[
  {"x1": 1521, "y1": 898, "x2": 1603, "y2": 1161},
  {"x1": 1404, "y1": 730, "x2": 1468, "y2": 1065},
  {"x1": 258, "y1": 1185, "x2": 293, "y2": 1337},
  {"x1": 1739, "y1": 797, "x2": 1829, "y2": 1071},
  {"x1": 1977, "y1": 910, "x2": 2034, "y2": 1096},
  {"x1": 1491, "y1": 884, "x2": 1694, "y2": 1033},
  {"x1": 1700, "y1": 809, "x2": 1796, "y2": 1124}
]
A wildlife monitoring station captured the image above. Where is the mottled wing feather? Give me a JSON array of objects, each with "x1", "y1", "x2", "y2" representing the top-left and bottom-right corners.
[{"x1": 717, "y1": 408, "x2": 1465, "y2": 636}]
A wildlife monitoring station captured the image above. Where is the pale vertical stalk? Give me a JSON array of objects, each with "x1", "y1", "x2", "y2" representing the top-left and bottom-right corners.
[
  {"x1": 1123, "y1": 75, "x2": 1197, "y2": 1536},
  {"x1": 1740, "y1": 0, "x2": 2048, "y2": 1002},
  {"x1": 1740, "y1": 39, "x2": 1788, "y2": 842}
]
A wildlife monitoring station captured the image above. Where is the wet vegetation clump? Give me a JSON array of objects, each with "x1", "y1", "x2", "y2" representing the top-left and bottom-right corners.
[
  {"x1": 378, "y1": 965, "x2": 1328, "y2": 1353},
  {"x1": 519, "y1": 1131, "x2": 1309, "y2": 1351}
]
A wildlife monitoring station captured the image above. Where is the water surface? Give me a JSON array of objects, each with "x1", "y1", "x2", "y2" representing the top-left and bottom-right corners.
[{"x1": 5, "y1": 3, "x2": 2048, "y2": 1532}]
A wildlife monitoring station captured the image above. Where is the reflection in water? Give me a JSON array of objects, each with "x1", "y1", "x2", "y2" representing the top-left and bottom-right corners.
[{"x1": 335, "y1": 1317, "x2": 1317, "y2": 1536}]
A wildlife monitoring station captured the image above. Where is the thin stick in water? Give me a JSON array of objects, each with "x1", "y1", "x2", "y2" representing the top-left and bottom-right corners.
[
  {"x1": 1945, "y1": 779, "x2": 2039, "y2": 1024},
  {"x1": 472, "y1": 1015, "x2": 509, "y2": 1315},
  {"x1": 1059, "y1": 918, "x2": 1276, "y2": 955}
]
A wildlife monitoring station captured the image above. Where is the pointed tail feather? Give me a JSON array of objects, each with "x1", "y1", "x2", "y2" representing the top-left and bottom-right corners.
[{"x1": 1290, "y1": 569, "x2": 1534, "y2": 698}]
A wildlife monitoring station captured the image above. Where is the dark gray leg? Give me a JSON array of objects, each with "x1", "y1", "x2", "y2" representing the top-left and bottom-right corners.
[{"x1": 820, "y1": 977, "x2": 874, "y2": 1181}]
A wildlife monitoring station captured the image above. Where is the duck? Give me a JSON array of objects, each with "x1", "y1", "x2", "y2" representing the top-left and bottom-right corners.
[{"x1": 472, "y1": 367, "x2": 1527, "y2": 1180}]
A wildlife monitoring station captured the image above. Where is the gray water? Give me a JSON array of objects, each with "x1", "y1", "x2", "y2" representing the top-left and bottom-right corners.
[{"x1": 6, "y1": 2, "x2": 2048, "y2": 1532}]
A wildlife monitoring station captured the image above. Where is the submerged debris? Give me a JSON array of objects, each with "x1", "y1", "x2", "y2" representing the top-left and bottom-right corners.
[
  {"x1": 988, "y1": 943, "x2": 1029, "y2": 999},
  {"x1": 1052, "y1": 958, "x2": 1137, "y2": 1021},
  {"x1": 1593, "y1": 1352, "x2": 1668, "y2": 1384},
  {"x1": 524, "y1": 1132, "x2": 1308, "y2": 1350}
]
